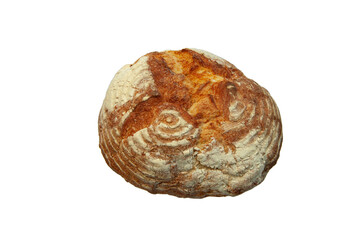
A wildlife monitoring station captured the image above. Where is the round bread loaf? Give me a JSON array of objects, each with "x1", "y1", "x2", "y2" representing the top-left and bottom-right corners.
[{"x1": 98, "y1": 48, "x2": 282, "y2": 198}]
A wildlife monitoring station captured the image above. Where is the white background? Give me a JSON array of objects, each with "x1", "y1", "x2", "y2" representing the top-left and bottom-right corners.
[{"x1": 1, "y1": 0, "x2": 360, "y2": 239}]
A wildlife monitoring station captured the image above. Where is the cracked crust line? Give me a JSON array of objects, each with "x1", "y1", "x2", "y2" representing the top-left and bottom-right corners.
[{"x1": 146, "y1": 49, "x2": 236, "y2": 151}]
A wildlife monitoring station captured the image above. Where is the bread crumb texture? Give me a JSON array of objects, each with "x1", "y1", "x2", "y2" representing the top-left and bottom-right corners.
[{"x1": 99, "y1": 49, "x2": 282, "y2": 198}]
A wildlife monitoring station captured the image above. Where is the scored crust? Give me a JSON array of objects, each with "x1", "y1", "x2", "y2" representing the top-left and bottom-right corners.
[{"x1": 98, "y1": 48, "x2": 282, "y2": 198}]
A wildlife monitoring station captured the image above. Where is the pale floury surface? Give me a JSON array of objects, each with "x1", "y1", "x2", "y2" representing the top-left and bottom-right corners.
[{"x1": 98, "y1": 49, "x2": 282, "y2": 198}]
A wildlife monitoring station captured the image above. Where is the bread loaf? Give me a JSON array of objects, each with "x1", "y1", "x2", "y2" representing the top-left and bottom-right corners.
[{"x1": 98, "y1": 48, "x2": 282, "y2": 198}]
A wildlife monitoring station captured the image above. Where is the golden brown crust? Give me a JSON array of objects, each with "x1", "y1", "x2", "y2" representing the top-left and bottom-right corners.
[
  {"x1": 146, "y1": 49, "x2": 235, "y2": 149},
  {"x1": 98, "y1": 48, "x2": 283, "y2": 198}
]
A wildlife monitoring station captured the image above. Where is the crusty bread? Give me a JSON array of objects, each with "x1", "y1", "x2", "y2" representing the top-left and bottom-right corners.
[{"x1": 98, "y1": 48, "x2": 282, "y2": 198}]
